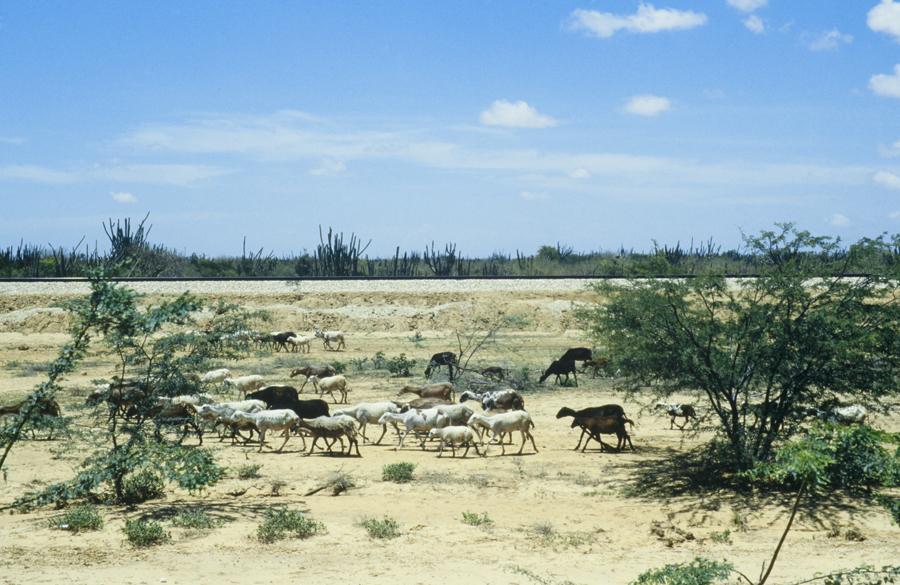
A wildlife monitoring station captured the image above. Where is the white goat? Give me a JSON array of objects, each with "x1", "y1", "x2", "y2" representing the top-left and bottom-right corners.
[
  {"x1": 307, "y1": 374, "x2": 349, "y2": 404},
  {"x1": 231, "y1": 409, "x2": 300, "y2": 452},
  {"x1": 433, "y1": 403, "x2": 475, "y2": 426},
  {"x1": 314, "y1": 328, "x2": 346, "y2": 351},
  {"x1": 467, "y1": 411, "x2": 537, "y2": 455},
  {"x1": 427, "y1": 426, "x2": 483, "y2": 458},
  {"x1": 333, "y1": 401, "x2": 400, "y2": 444},
  {"x1": 287, "y1": 335, "x2": 313, "y2": 353},
  {"x1": 378, "y1": 408, "x2": 446, "y2": 450},
  {"x1": 200, "y1": 368, "x2": 231, "y2": 384},
  {"x1": 223, "y1": 374, "x2": 266, "y2": 397}
]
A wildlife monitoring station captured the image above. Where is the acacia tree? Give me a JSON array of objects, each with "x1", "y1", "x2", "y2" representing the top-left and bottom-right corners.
[
  {"x1": 577, "y1": 225, "x2": 900, "y2": 471},
  {"x1": 8, "y1": 270, "x2": 264, "y2": 508}
]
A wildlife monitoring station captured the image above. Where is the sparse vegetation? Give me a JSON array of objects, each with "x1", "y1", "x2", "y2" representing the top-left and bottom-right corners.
[
  {"x1": 121, "y1": 470, "x2": 165, "y2": 505},
  {"x1": 256, "y1": 508, "x2": 324, "y2": 543},
  {"x1": 461, "y1": 511, "x2": 493, "y2": 527},
  {"x1": 52, "y1": 505, "x2": 103, "y2": 533},
  {"x1": 709, "y1": 530, "x2": 732, "y2": 544},
  {"x1": 360, "y1": 515, "x2": 401, "y2": 539},
  {"x1": 236, "y1": 464, "x2": 262, "y2": 480},
  {"x1": 382, "y1": 462, "x2": 415, "y2": 483},
  {"x1": 123, "y1": 518, "x2": 170, "y2": 547},
  {"x1": 631, "y1": 557, "x2": 733, "y2": 585},
  {"x1": 171, "y1": 509, "x2": 220, "y2": 531}
]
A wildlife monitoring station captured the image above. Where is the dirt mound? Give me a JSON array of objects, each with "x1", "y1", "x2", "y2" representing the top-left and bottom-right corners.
[{"x1": 0, "y1": 307, "x2": 70, "y2": 333}]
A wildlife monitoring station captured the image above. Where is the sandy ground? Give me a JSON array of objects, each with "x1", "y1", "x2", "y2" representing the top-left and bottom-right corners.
[{"x1": 0, "y1": 280, "x2": 897, "y2": 585}]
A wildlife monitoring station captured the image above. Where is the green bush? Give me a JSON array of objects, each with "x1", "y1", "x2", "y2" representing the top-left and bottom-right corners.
[
  {"x1": 123, "y1": 518, "x2": 170, "y2": 547},
  {"x1": 329, "y1": 361, "x2": 347, "y2": 374},
  {"x1": 461, "y1": 511, "x2": 493, "y2": 527},
  {"x1": 360, "y1": 516, "x2": 400, "y2": 539},
  {"x1": 53, "y1": 505, "x2": 103, "y2": 533},
  {"x1": 121, "y1": 469, "x2": 166, "y2": 504},
  {"x1": 877, "y1": 495, "x2": 900, "y2": 526},
  {"x1": 171, "y1": 509, "x2": 219, "y2": 530},
  {"x1": 386, "y1": 354, "x2": 416, "y2": 377},
  {"x1": 631, "y1": 557, "x2": 733, "y2": 585},
  {"x1": 236, "y1": 464, "x2": 262, "y2": 480},
  {"x1": 382, "y1": 462, "x2": 416, "y2": 483},
  {"x1": 256, "y1": 508, "x2": 324, "y2": 543}
]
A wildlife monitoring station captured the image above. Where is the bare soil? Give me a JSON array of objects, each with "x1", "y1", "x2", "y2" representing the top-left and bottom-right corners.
[{"x1": 0, "y1": 280, "x2": 896, "y2": 585}]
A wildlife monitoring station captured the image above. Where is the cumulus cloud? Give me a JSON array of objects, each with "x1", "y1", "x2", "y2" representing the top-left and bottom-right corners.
[
  {"x1": 870, "y1": 65, "x2": 900, "y2": 97},
  {"x1": 568, "y1": 4, "x2": 707, "y2": 39},
  {"x1": 744, "y1": 15, "x2": 765, "y2": 34},
  {"x1": 569, "y1": 168, "x2": 591, "y2": 179},
  {"x1": 873, "y1": 170, "x2": 900, "y2": 189},
  {"x1": 807, "y1": 29, "x2": 853, "y2": 51},
  {"x1": 111, "y1": 191, "x2": 137, "y2": 204},
  {"x1": 727, "y1": 0, "x2": 767, "y2": 12},
  {"x1": 868, "y1": 0, "x2": 900, "y2": 42},
  {"x1": 829, "y1": 213, "x2": 850, "y2": 226},
  {"x1": 624, "y1": 94, "x2": 672, "y2": 117},
  {"x1": 309, "y1": 159, "x2": 347, "y2": 176},
  {"x1": 479, "y1": 100, "x2": 557, "y2": 128},
  {"x1": 880, "y1": 140, "x2": 900, "y2": 158}
]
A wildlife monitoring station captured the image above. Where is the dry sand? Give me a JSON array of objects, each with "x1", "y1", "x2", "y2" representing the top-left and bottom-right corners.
[{"x1": 0, "y1": 279, "x2": 896, "y2": 585}]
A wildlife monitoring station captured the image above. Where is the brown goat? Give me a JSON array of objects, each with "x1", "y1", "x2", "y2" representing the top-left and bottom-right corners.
[
  {"x1": 397, "y1": 382, "x2": 455, "y2": 402},
  {"x1": 571, "y1": 414, "x2": 634, "y2": 452}
]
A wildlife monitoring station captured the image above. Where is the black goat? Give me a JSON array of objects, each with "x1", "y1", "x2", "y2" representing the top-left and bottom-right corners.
[
  {"x1": 424, "y1": 351, "x2": 458, "y2": 380},
  {"x1": 560, "y1": 347, "x2": 592, "y2": 363},
  {"x1": 539, "y1": 359, "x2": 578, "y2": 386},
  {"x1": 572, "y1": 415, "x2": 634, "y2": 452},
  {"x1": 247, "y1": 386, "x2": 330, "y2": 419},
  {"x1": 557, "y1": 405, "x2": 628, "y2": 450}
]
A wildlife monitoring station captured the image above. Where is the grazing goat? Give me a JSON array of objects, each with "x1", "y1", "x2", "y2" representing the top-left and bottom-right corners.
[
  {"x1": 308, "y1": 374, "x2": 350, "y2": 404},
  {"x1": 231, "y1": 409, "x2": 301, "y2": 453},
  {"x1": 539, "y1": 359, "x2": 578, "y2": 386},
  {"x1": 559, "y1": 347, "x2": 592, "y2": 363},
  {"x1": 145, "y1": 401, "x2": 204, "y2": 445},
  {"x1": 557, "y1": 405, "x2": 628, "y2": 450},
  {"x1": 467, "y1": 411, "x2": 537, "y2": 455},
  {"x1": 655, "y1": 403, "x2": 698, "y2": 430},
  {"x1": 424, "y1": 351, "x2": 458, "y2": 380},
  {"x1": 314, "y1": 328, "x2": 346, "y2": 351},
  {"x1": 333, "y1": 401, "x2": 401, "y2": 444},
  {"x1": 200, "y1": 368, "x2": 231, "y2": 384},
  {"x1": 223, "y1": 375, "x2": 266, "y2": 397},
  {"x1": 287, "y1": 335, "x2": 313, "y2": 353},
  {"x1": 397, "y1": 382, "x2": 455, "y2": 402},
  {"x1": 572, "y1": 414, "x2": 634, "y2": 452},
  {"x1": 296, "y1": 415, "x2": 360, "y2": 456},
  {"x1": 459, "y1": 389, "x2": 525, "y2": 412},
  {"x1": 428, "y1": 426, "x2": 483, "y2": 458},
  {"x1": 290, "y1": 365, "x2": 337, "y2": 391},
  {"x1": 480, "y1": 366, "x2": 508, "y2": 381}
]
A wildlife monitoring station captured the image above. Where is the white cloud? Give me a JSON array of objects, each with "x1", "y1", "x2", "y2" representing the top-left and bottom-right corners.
[
  {"x1": 624, "y1": 94, "x2": 672, "y2": 117},
  {"x1": 807, "y1": 29, "x2": 853, "y2": 51},
  {"x1": 889, "y1": 210, "x2": 900, "y2": 219},
  {"x1": 568, "y1": 4, "x2": 706, "y2": 39},
  {"x1": 479, "y1": 100, "x2": 557, "y2": 129},
  {"x1": 880, "y1": 140, "x2": 900, "y2": 157},
  {"x1": 569, "y1": 168, "x2": 591, "y2": 179},
  {"x1": 873, "y1": 170, "x2": 900, "y2": 189},
  {"x1": 829, "y1": 213, "x2": 850, "y2": 226},
  {"x1": 870, "y1": 65, "x2": 900, "y2": 97},
  {"x1": 727, "y1": 0, "x2": 767, "y2": 12},
  {"x1": 111, "y1": 191, "x2": 137, "y2": 204},
  {"x1": 0, "y1": 163, "x2": 229, "y2": 186},
  {"x1": 744, "y1": 15, "x2": 765, "y2": 34},
  {"x1": 519, "y1": 190, "x2": 548, "y2": 201},
  {"x1": 868, "y1": 0, "x2": 900, "y2": 42},
  {"x1": 309, "y1": 159, "x2": 347, "y2": 176}
]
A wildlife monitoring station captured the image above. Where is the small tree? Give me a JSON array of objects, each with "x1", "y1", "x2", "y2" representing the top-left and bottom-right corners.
[{"x1": 578, "y1": 225, "x2": 899, "y2": 472}]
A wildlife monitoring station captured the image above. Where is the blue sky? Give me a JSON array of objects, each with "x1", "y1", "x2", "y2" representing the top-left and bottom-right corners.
[{"x1": 1, "y1": 1, "x2": 899, "y2": 256}]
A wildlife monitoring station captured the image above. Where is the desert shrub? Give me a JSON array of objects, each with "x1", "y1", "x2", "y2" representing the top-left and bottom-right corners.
[
  {"x1": 382, "y1": 462, "x2": 415, "y2": 483},
  {"x1": 386, "y1": 354, "x2": 416, "y2": 377},
  {"x1": 257, "y1": 508, "x2": 324, "y2": 543},
  {"x1": 123, "y1": 518, "x2": 170, "y2": 547},
  {"x1": 461, "y1": 511, "x2": 493, "y2": 527},
  {"x1": 121, "y1": 469, "x2": 165, "y2": 505},
  {"x1": 329, "y1": 361, "x2": 347, "y2": 374},
  {"x1": 171, "y1": 509, "x2": 219, "y2": 530},
  {"x1": 877, "y1": 495, "x2": 900, "y2": 526},
  {"x1": 360, "y1": 516, "x2": 400, "y2": 539},
  {"x1": 53, "y1": 505, "x2": 103, "y2": 533},
  {"x1": 371, "y1": 351, "x2": 388, "y2": 369},
  {"x1": 746, "y1": 424, "x2": 899, "y2": 491},
  {"x1": 709, "y1": 530, "x2": 731, "y2": 544},
  {"x1": 236, "y1": 463, "x2": 262, "y2": 480},
  {"x1": 631, "y1": 557, "x2": 733, "y2": 585}
]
